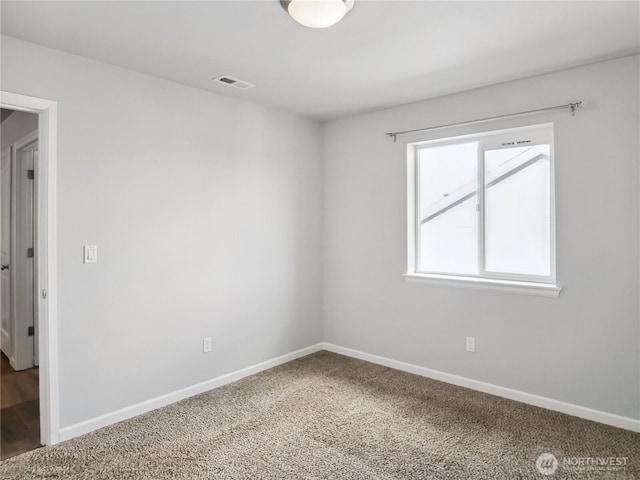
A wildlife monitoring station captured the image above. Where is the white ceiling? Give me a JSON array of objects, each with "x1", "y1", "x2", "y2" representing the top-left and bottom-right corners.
[{"x1": 1, "y1": 1, "x2": 639, "y2": 121}]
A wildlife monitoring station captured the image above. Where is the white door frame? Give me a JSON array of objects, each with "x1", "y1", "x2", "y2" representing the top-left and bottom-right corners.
[
  {"x1": 1, "y1": 147, "x2": 12, "y2": 360},
  {"x1": 1, "y1": 91, "x2": 59, "y2": 445}
]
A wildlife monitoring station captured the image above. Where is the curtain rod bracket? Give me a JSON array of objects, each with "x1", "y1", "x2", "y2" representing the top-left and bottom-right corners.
[{"x1": 570, "y1": 101, "x2": 583, "y2": 116}]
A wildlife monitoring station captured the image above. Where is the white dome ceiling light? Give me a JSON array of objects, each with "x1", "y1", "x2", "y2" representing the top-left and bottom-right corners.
[{"x1": 281, "y1": 0, "x2": 355, "y2": 29}]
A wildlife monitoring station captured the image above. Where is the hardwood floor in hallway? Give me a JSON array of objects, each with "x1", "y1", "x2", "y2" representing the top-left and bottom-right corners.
[{"x1": 1, "y1": 353, "x2": 40, "y2": 460}]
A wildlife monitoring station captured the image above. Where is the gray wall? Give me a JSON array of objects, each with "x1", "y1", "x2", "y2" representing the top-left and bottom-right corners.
[
  {"x1": 2, "y1": 34, "x2": 638, "y2": 429},
  {"x1": 1, "y1": 110, "x2": 38, "y2": 151},
  {"x1": 1, "y1": 36, "x2": 324, "y2": 428},
  {"x1": 322, "y1": 55, "x2": 640, "y2": 420}
]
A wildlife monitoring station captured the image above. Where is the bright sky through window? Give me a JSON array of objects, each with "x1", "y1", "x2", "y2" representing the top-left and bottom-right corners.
[{"x1": 410, "y1": 124, "x2": 554, "y2": 284}]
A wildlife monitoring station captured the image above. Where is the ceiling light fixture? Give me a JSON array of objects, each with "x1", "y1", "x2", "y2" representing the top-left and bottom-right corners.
[{"x1": 281, "y1": 0, "x2": 354, "y2": 29}]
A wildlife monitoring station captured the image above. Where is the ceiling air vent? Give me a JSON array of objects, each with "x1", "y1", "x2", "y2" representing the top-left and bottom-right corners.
[{"x1": 213, "y1": 76, "x2": 255, "y2": 90}]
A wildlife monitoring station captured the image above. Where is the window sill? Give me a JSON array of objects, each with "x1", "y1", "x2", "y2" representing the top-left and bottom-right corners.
[{"x1": 403, "y1": 273, "x2": 562, "y2": 298}]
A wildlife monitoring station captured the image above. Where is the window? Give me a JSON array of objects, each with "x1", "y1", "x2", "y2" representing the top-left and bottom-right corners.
[{"x1": 406, "y1": 124, "x2": 560, "y2": 296}]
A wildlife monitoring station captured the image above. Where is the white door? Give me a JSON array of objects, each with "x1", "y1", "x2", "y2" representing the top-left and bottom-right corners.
[
  {"x1": 0, "y1": 147, "x2": 11, "y2": 359},
  {"x1": 13, "y1": 137, "x2": 37, "y2": 371}
]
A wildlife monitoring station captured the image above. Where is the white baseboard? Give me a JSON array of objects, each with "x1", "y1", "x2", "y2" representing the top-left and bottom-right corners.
[
  {"x1": 58, "y1": 341, "x2": 640, "y2": 442},
  {"x1": 58, "y1": 343, "x2": 324, "y2": 442},
  {"x1": 322, "y1": 343, "x2": 640, "y2": 433}
]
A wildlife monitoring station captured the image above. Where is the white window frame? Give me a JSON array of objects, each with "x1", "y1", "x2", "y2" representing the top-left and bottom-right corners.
[{"x1": 405, "y1": 123, "x2": 561, "y2": 297}]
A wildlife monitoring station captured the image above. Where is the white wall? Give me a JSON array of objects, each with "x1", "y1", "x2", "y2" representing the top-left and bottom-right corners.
[
  {"x1": 1, "y1": 110, "x2": 38, "y2": 151},
  {"x1": 323, "y1": 55, "x2": 640, "y2": 420},
  {"x1": 1, "y1": 36, "x2": 324, "y2": 428}
]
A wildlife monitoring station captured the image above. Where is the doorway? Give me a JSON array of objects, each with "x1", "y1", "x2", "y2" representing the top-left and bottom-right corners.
[
  {"x1": 1, "y1": 108, "x2": 40, "y2": 459},
  {"x1": 0, "y1": 91, "x2": 59, "y2": 450}
]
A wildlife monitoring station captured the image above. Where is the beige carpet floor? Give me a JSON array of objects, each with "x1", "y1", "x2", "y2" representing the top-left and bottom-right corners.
[{"x1": 1, "y1": 351, "x2": 638, "y2": 479}]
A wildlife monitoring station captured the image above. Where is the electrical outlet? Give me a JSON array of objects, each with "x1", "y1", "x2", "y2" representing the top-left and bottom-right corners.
[
  {"x1": 83, "y1": 245, "x2": 98, "y2": 264},
  {"x1": 203, "y1": 337, "x2": 212, "y2": 353},
  {"x1": 465, "y1": 336, "x2": 475, "y2": 353}
]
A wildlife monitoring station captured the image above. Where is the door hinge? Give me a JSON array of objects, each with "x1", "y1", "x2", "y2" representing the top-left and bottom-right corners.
[
  {"x1": 28, "y1": 326, "x2": 34, "y2": 337},
  {"x1": 27, "y1": 247, "x2": 34, "y2": 258},
  {"x1": 27, "y1": 169, "x2": 34, "y2": 180}
]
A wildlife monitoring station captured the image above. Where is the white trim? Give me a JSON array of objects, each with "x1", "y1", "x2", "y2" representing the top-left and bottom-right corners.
[
  {"x1": 58, "y1": 343, "x2": 324, "y2": 442},
  {"x1": 406, "y1": 144, "x2": 417, "y2": 273},
  {"x1": 53, "y1": 341, "x2": 640, "y2": 441},
  {"x1": 404, "y1": 273, "x2": 562, "y2": 297},
  {"x1": 321, "y1": 343, "x2": 640, "y2": 433},
  {"x1": 0, "y1": 91, "x2": 59, "y2": 445}
]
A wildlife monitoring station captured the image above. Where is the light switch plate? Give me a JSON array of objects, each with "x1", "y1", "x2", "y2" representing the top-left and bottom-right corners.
[
  {"x1": 203, "y1": 337, "x2": 212, "y2": 353},
  {"x1": 83, "y1": 245, "x2": 98, "y2": 264}
]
